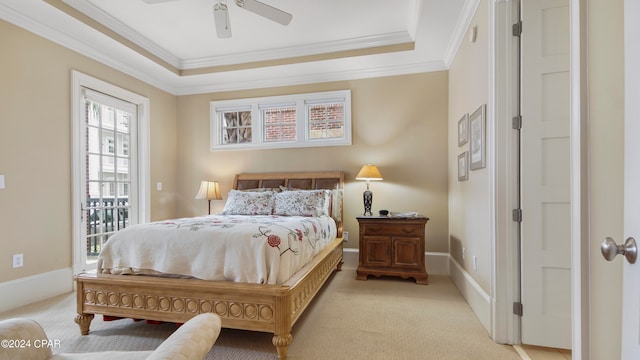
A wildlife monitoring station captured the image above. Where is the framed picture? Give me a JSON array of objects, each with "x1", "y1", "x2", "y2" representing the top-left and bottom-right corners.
[
  {"x1": 458, "y1": 152, "x2": 469, "y2": 181},
  {"x1": 457, "y1": 113, "x2": 469, "y2": 146},
  {"x1": 469, "y1": 104, "x2": 486, "y2": 170}
]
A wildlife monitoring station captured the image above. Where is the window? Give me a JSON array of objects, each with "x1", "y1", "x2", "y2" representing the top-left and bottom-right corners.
[
  {"x1": 221, "y1": 109, "x2": 252, "y2": 144},
  {"x1": 307, "y1": 101, "x2": 345, "y2": 140},
  {"x1": 210, "y1": 90, "x2": 351, "y2": 150}
]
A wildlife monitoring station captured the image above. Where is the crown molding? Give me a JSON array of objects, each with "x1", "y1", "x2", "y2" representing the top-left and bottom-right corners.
[
  {"x1": 181, "y1": 31, "x2": 413, "y2": 70},
  {"x1": 175, "y1": 60, "x2": 447, "y2": 95},
  {"x1": 443, "y1": 0, "x2": 480, "y2": 68},
  {"x1": 61, "y1": 0, "x2": 182, "y2": 68}
]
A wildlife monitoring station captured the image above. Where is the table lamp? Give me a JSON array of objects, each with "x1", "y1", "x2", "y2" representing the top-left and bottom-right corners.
[
  {"x1": 356, "y1": 164, "x2": 383, "y2": 216},
  {"x1": 195, "y1": 180, "x2": 222, "y2": 215}
]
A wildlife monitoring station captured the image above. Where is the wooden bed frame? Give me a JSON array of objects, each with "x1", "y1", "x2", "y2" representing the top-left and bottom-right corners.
[{"x1": 74, "y1": 171, "x2": 344, "y2": 359}]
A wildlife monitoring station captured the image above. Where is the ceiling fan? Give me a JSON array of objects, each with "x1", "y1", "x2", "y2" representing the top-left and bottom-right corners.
[{"x1": 142, "y1": 0, "x2": 293, "y2": 39}]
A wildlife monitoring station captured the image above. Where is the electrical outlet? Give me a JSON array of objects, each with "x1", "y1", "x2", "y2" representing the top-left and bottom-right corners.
[
  {"x1": 343, "y1": 231, "x2": 349, "y2": 242},
  {"x1": 12, "y1": 254, "x2": 23, "y2": 268},
  {"x1": 472, "y1": 256, "x2": 478, "y2": 272},
  {"x1": 462, "y1": 247, "x2": 466, "y2": 259}
]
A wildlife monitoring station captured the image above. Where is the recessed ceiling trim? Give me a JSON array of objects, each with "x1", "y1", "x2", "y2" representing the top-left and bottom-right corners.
[
  {"x1": 44, "y1": 0, "x2": 179, "y2": 75},
  {"x1": 176, "y1": 59, "x2": 448, "y2": 95},
  {"x1": 181, "y1": 42, "x2": 415, "y2": 75},
  {"x1": 181, "y1": 32, "x2": 414, "y2": 70},
  {"x1": 60, "y1": 0, "x2": 182, "y2": 68},
  {"x1": 407, "y1": 0, "x2": 423, "y2": 39}
]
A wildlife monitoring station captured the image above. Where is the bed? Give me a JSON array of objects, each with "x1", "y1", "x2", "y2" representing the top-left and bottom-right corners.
[{"x1": 74, "y1": 171, "x2": 344, "y2": 360}]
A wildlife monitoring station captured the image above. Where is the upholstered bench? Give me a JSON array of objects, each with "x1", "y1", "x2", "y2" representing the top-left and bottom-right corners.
[{"x1": 0, "y1": 313, "x2": 221, "y2": 360}]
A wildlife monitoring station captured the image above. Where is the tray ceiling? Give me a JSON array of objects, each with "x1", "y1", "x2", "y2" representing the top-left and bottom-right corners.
[{"x1": 0, "y1": 0, "x2": 476, "y2": 94}]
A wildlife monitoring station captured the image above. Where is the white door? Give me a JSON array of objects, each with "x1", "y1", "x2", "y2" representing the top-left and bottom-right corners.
[
  {"x1": 71, "y1": 71, "x2": 150, "y2": 274},
  {"x1": 520, "y1": 0, "x2": 571, "y2": 349},
  {"x1": 621, "y1": 0, "x2": 640, "y2": 356}
]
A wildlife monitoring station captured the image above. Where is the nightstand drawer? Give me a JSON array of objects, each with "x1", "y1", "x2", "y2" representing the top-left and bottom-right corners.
[{"x1": 362, "y1": 224, "x2": 422, "y2": 236}]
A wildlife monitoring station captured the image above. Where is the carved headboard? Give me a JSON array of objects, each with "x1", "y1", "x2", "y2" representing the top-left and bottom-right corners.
[{"x1": 233, "y1": 171, "x2": 344, "y2": 237}]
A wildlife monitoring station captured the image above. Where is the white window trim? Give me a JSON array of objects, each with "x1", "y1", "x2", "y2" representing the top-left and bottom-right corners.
[
  {"x1": 71, "y1": 70, "x2": 150, "y2": 274},
  {"x1": 210, "y1": 90, "x2": 352, "y2": 151}
]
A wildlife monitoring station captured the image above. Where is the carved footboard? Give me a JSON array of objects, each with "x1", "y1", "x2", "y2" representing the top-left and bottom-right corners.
[{"x1": 75, "y1": 236, "x2": 343, "y2": 359}]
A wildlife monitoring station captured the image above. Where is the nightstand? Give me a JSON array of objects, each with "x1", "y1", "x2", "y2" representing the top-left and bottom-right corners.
[{"x1": 356, "y1": 215, "x2": 429, "y2": 284}]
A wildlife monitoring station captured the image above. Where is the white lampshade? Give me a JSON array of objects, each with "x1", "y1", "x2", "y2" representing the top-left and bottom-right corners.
[{"x1": 195, "y1": 181, "x2": 222, "y2": 200}]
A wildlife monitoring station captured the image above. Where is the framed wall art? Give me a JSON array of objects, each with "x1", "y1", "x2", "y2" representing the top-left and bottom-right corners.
[
  {"x1": 458, "y1": 113, "x2": 469, "y2": 146},
  {"x1": 469, "y1": 104, "x2": 486, "y2": 170},
  {"x1": 458, "y1": 151, "x2": 469, "y2": 181}
]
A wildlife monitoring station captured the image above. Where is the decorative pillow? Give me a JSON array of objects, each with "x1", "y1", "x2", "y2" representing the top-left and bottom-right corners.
[
  {"x1": 274, "y1": 190, "x2": 331, "y2": 217},
  {"x1": 222, "y1": 190, "x2": 276, "y2": 215}
]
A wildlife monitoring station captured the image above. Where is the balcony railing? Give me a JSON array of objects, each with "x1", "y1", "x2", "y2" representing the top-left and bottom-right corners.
[{"x1": 86, "y1": 197, "x2": 129, "y2": 256}]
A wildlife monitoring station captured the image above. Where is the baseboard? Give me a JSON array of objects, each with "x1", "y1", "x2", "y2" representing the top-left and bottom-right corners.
[
  {"x1": 342, "y1": 248, "x2": 450, "y2": 275},
  {"x1": 449, "y1": 257, "x2": 492, "y2": 334},
  {"x1": 0, "y1": 268, "x2": 73, "y2": 313},
  {"x1": 425, "y1": 252, "x2": 450, "y2": 275},
  {"x1": 342, "y1": 248, "x2": 359, "y2": 269}
]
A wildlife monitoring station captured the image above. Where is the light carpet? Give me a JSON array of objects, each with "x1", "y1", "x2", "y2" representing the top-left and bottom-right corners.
[{"x1": 0, "y1": 270, "x2": 520, "y2": 359}]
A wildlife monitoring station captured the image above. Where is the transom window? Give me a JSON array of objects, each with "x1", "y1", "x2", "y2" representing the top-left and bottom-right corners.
[
  {"x1": 220, "y1": 109, "x2": 252, "y2": 145},
  {"x1": 210, "y1": 90, "x2": 351, "y2": 150},
  {"x1": 308, "y1": 101, "x2": 345, "y2": 140},
  {"x1": 263, "y1": 105, "x2": 296, "y2": 143}
]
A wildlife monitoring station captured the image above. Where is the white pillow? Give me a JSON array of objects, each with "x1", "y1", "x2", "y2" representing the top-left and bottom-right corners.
[
  {"x1": 274, "y1": 190, "x2": 331, "y2": 217},
  {"x1": 222, "y1": 190, "x2": 275, "y2": 215}
]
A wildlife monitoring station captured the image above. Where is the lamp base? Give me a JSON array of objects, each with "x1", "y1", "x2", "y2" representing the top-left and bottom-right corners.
[{"x1": 363, "y1": 189, "x2": 373, "y2": 216}]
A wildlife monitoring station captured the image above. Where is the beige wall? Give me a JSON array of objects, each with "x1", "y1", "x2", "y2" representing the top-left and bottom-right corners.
[
  {"x1": 0, "y1": 20, "x2": 178, "y2": 283},
  {"x1": 588, "y1": 0, "x2": 624, "y2": 358},
  {"x1": 175, "y1": 72, "x2": 450, "y2": 252},
  {"x1": 448, "y1": 0, "x2": 491, "y2": 292}
]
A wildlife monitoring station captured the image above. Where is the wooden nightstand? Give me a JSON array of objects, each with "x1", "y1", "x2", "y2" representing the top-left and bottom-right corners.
[{"x1": 356, "y1": 215, "x2": 429, "y2": 284}]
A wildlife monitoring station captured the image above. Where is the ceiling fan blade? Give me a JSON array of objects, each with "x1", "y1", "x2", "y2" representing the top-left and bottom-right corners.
[
  {"x1": 235, "y1": 0, "x2": 292, "y2": 26},
  {"x1": 213, "y1": 2, "x2": 232, "y2": 38}
]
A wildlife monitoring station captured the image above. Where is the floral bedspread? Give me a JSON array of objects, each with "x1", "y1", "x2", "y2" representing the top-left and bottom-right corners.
[{"x1": 97, "y1": 214, "x2": 337, "y2": 284}]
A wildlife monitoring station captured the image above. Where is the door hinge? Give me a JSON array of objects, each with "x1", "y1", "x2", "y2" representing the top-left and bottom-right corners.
[
  {"x1": 512, "y1": 21, "x2": 522, "y2": 37},
  {"x1": 512, "y1": 208, "x2": 522, "y2": 223},
  {"x1": 513, "y1": 302, "x2": 523, "y2": 316},
  {"x1": 512, "y1": 115, "x2": 522, "y2": 130}
]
